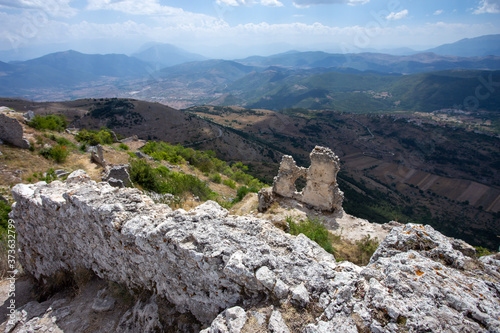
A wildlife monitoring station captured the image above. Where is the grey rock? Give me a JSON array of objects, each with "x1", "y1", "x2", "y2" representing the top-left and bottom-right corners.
[
  {"x1": 291, "y1": 283, "x2": 310, "y2": 306},
  {"x1": 134, "y1": 151, "x2": 151, "y2": 160},
  {"x1": 10, "y1": 172, "x2": 500, "y2": 332},
  {"x1": 24, "y1": 110, "x2": 35, "y2": 121},
  {"x1": 268, "y1": 310, "x2": 290, "y2": 333},
  {"x1": 117, "y1": 296, "x2": 162, "y2": 333},
  {"x1": 92, "y1": 288, "x2": 116, "y2": 313},
  {"x1": 256, "y1": 266, "x2": 276, "y2": 290},
  {"x1": 120, "y1": 135, "x2": 138, "y2": 143},
  {"x1": 0, "y1": 113, "x2": 30, "y2": 149},
  {"x1": 106, "y1": 178, "x2": 125, "y2": 188},
  {"x1": 103, "y1": 164, "x2": 132, "y2": 188},
  {"x1": 54, "y1": 169, "x2": 69, "y2": 178},
  {"x1": 257, "y1": 187, "x2": 274, "y2": 212},
  {"x1": 200, "y1": 306, "x2": 247, "y2": 333},
  {"x1": 90, "y1": 144, "x2": 106, "y2": 167}
]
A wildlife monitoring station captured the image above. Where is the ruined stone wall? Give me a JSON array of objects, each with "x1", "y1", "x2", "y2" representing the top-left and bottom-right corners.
[
  {"x1": 10, "y1": 170, "x2": 500, "y2": 332},
  {"x1": 266, "y1": 146, "x2": 344, "y2": 212}
]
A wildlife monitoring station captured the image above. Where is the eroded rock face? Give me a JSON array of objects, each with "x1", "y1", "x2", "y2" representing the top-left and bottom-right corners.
[
  {"x1": 102, "y1": 164, "x2": 132, "y2": 188},
  {"x1": 10, "y1": 172, "x2": 500, "y2": 332},
  {"x1": 263, "y1": 146, "x2": 344, "y2": 212},
  {"x1": 90, "y1": 144, "x2": 106, "y2": 167},
  {"x1": 0, "y1": 113, "x2": 30, "y2": 149}
]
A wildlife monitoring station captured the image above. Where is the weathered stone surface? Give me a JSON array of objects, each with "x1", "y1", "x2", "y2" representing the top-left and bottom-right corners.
[
  {"x1": 10, "y1": 172, "x2": 500, "y2": 332},
  {"x1": 268, "y1": 310, "x2": 290, "y2": 333},
  {"x1": 92, "y1": 288, "x2": 116, "y2": 313},
  {"x1": 301, "y1": 146, "x2": 343, "y2": 212},
  {"x1": 10, "y1": 171, "x2": 337, "y2": 325},
  {"x1": 257, "y1": 187, "x2": 274, "y2": 212},
  {"x1": 90, "y1": 144, "x2": 106, "y2": 167},
  {"x1": 273, "y1": 155, "x2": 306, "y2": 199},
  {"x1": 23, "y1": 110, "x2": 35, "y2": 121},
  {"x1": 103, "y1": 164, "x2": 132, "y2": 188},
  {"x1": 0, "y1": 113, "x2": 30, "y2": 149},
  {"x1": 260, "y1": 146, "x2": 344, "y2": 212}
]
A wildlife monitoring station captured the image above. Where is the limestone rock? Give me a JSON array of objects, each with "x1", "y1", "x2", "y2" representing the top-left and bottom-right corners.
[
  {"x1": 90, "y1": 144, "x2": 106, "y2": 167},
  {"x1": 0, "y1": 113, "x2": 30, "y2": 149},
  {"x1": 10, "y1": 172, "x2": 500, "y2": 332},
  {"x1": 103, "y1": 164, "x2": 132, "y2": 188},
  {"x1": 268, "y1": 310, "x2": 290, "y2": 333},
  {"x1": 257, "y1": 187, "x2": 274, "y2": 212},
  {"x1": 23, "y1": 110, "x2": 35, "y2": 121}
]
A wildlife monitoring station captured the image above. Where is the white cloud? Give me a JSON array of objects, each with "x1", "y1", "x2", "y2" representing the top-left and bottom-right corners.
[
  {"x1": 433, "y1": 9, "x2": 443, "y2": 15},
  {"x1": 473, "y1": 0, "x2": 500, "y2": 14},
  {"x1": 385, "y1": 9, "x2": 408, "y2": 20},
  {"x1": 86, "y1": 0, "x2": 184, "y2": 15},
  {"x1": 0, "y1": 0, "x2": 77, "y2": 17},
  {"x1": 216, "y1": 0, "x2": 283, "y2": 6},
  {"x1": 261, "y1": 0, "x2": 284, "y2": 7},
  {"x1": 293, "y1": 0, "x2": 369, "y2": 8}
]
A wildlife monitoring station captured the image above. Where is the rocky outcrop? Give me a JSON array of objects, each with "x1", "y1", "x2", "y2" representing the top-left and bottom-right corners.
[
  {"x1": 10, "y1": 171, "x2": 500, "y2": 332},
  {"x1": 0, "y1": 113, "x2": 30, "y2": 149},
  {"x1": 260, "y1": 146, "x2": 344, "y2": 212},
  {"x1": 90, "y1": 144, "x2": 106, "y2": 167},
  {"x1": 102, "y1": 164, "x2": 132, "y2": 188}
]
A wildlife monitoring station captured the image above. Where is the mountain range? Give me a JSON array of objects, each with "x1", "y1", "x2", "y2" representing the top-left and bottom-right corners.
[{"x1": 1, "y1": 34, "x2": 500, "y2": 112}]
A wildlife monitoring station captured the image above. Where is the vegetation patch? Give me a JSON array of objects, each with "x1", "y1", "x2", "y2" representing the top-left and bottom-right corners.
[
  {"x1": 40, "y1": 144, "x2": 70, "y2": 163},
  {"x1": 75, "y1": 128, "x2": 115, "y2": 146},
  {"x1": 28, "y1": 114, "x2": 68, "y2": 132},
  {"x1": 129, "y1": 159, "x2": 215, "y2": 201},
  {"x1": 288, "y1": 217, "x2": 334, "y2": 254},
  {"x1": 141, "y1": 141, "x2": 265, "y2": 189}
]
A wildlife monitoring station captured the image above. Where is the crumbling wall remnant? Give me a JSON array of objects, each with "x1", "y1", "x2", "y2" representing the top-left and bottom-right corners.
[{"x1": 261, "y1": 146, "x2": 344, "y2": 212}]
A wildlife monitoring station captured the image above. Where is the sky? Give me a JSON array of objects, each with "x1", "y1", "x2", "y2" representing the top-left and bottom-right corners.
[{"x1": 0, "y1": 0, "x2": 499, "y2": 60}]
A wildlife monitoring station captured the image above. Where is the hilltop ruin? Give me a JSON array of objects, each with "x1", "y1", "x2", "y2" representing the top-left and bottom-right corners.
[{"x1": 259, "y1": 146, "x2": 344, "y2": 213}]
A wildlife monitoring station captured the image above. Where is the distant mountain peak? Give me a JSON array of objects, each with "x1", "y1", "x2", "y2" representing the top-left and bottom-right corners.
[{"x1": 132, "y1": 43, "x2": 207, "y2": 69}]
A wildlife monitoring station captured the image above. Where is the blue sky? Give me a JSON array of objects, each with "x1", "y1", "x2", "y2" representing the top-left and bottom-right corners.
[{"x1": 0, "y1": 0, "x2": 499, "y2": 59}]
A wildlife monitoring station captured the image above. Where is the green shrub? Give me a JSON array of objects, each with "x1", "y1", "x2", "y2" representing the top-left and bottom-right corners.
[
  {"x1": 75, "y1": 129, "x2": 114, "y2": 146},
  {"x1": 210, "y1": 173, "x2": 222, "y2": 183},
  {"x1": 40, "y1": 145, "x2": 70, "y2": 163},
  {"x1": 223, "y1": 179, "x2": 236, "y2": 189},
  {"x1": 475, "y1": 246, "x2": 492, "y2": 257},
  {"x1": 129, "y1": 159, "x2": 215, "y2": 201},
  {"x1": 288, "y1": 217, "x2": 334, "y2": 254},
  {"x1": 29, "y1": 114, "x2": 68, "y2": 132},
  {"x1": 119, "y1": 143, "x2": 129, "y2": 150},
  {"x1": 0, "y1": 200, "x2": 11, "y2": 231},
  {"x1": 355, "y1": 235, "x2": 379, "y2": 264},
  {"x1": 232, "y1": 185, "x2": 259, "y2": 204},
  {"x1": 54, "y1": 136, "x2": 74, "y2": 147},
  {"x1": 140, "y1": 141, "x2": 266, "y2": 190}
]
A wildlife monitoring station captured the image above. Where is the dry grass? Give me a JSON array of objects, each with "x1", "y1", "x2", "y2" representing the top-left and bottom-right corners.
[{"x1": 330, "y1": 234, "x2": 379, "y2": 266}]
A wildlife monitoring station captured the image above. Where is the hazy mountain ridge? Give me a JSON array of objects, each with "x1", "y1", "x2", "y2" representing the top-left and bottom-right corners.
[
  {"x1": 425, "y1": 34, "x2": 500, "y2": 57},
  {"x1": 1, "y1": 34, "x2": 500, "y2": 110},
  {"x1": 132, "y1": 43, "x2": 207, "y2": 69}
]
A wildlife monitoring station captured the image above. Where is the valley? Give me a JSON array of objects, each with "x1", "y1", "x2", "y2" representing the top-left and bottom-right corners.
[
  {"x1": 187, "y1": 105, "x2": 500, "y2": 249},
  {"x1": 1, "y1": 97, "x2": 499, "y2": 250}
]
